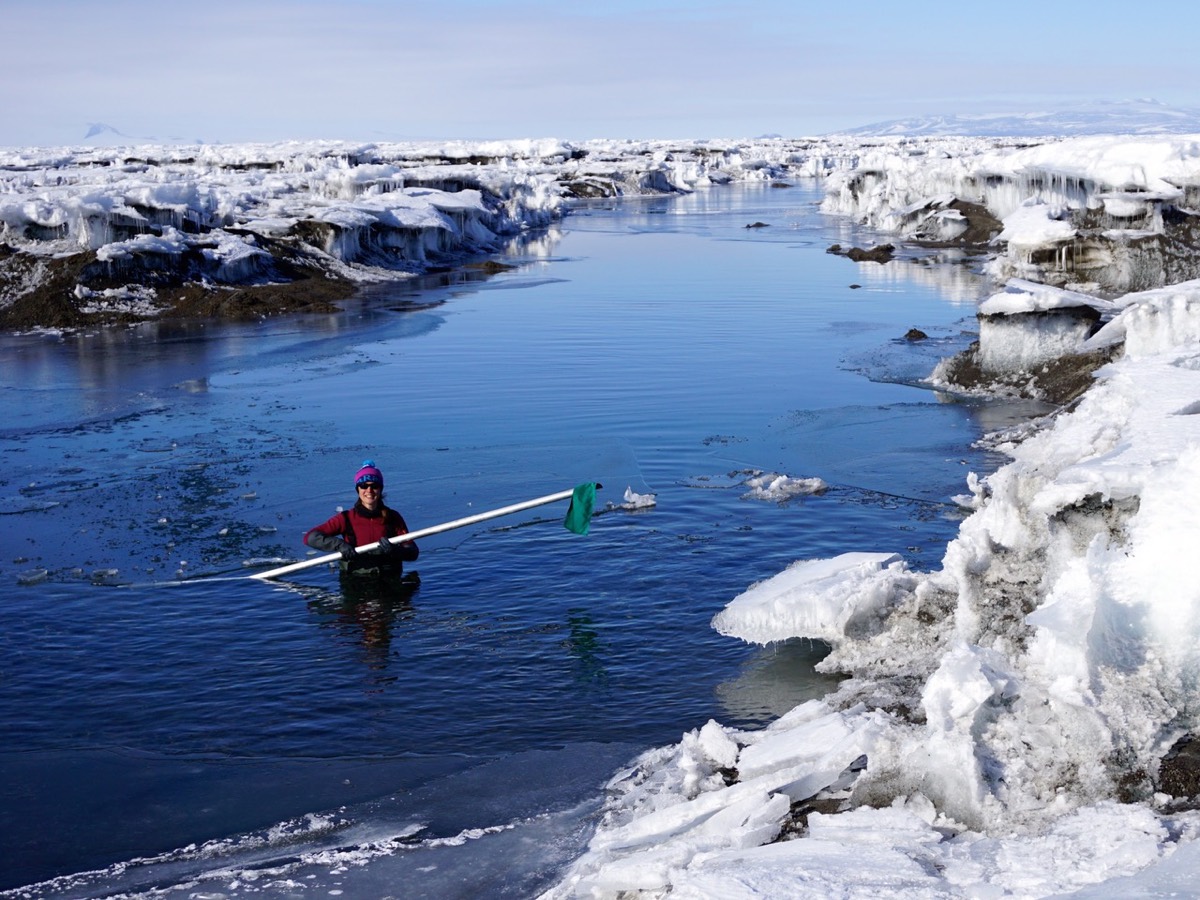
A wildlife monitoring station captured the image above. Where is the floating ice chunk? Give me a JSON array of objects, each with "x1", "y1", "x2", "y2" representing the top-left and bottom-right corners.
[
  {"x1": 243, "y1": 556, "x2": 291, "y2": 568},
  {"x1": 622, "y1": 486, "x2": 656, "y2": 509},
  {"x1": 712, "y1": 552, "x2": 914, "y2": 645},
  {"x1": 16, "y1": 568, "x2": 49, "y2": 585},
  {"x1": 741, "y1": 471, "x2": 828, "y2": 501}
]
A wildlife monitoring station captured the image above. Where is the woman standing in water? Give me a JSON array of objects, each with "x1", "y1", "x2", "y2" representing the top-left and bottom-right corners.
[{"x1": 304, "y1": 460, "x2": 419, "y2": 576}]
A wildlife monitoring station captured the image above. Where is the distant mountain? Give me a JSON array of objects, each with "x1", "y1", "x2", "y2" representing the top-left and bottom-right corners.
[
  {"x1": 81, "y1": 122, "x2": 204, "y2": 147},
  {"x1": 836, "y1": 99, "x2": 1200, "y2": 138}
]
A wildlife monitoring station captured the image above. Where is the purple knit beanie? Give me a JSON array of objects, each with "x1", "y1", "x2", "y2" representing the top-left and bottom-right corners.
[{"x1": 354, "y1": 459, "x2": 383, "y2": 488}]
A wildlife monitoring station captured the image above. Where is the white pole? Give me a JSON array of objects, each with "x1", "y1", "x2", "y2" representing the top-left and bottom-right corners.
[{"x1": 250, "y1": 487, "x2": 579, "y2": 581}]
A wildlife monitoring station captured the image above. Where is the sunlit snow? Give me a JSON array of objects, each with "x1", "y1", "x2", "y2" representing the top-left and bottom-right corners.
[
  {"x1": 8, "y1": 130, "x2": 1200, "y2": 898},
  {"x1": 544, "y1": 134, "x2": 1200, "y2": 899}
]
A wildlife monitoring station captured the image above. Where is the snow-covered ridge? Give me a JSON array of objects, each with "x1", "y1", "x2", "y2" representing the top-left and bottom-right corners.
[
  {"x1": 822, "y1": 133, "x2": 1200, "y2": 294},
  {"x1": 841, "y1": 99, "x2": 1200, "y2": 138},
  {"x1": 0, "y1": 136, "x2": 863, "y2": 325},
  {"x1": 9, "y1": 132, "x2": 1200, "y2": 330}
]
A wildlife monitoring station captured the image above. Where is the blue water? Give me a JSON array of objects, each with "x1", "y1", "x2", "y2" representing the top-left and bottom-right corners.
[{"x1": 0, "y1": 182, "x2": 1016, "y2": 897}]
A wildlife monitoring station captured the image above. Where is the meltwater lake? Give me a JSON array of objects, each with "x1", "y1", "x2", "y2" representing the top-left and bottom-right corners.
[{"x1": 0, "y1": 181, "x2": 1021, "y2": 897}]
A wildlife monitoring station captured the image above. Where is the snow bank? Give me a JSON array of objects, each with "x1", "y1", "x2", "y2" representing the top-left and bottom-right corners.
[
  {"x1": 545, "y1": 138, "x2": 1200, "y2": 899},
  {"x1": 16, "y1": 132, "x2": 1198, "y2": 322},
  {"x1": 550, "y1": 279, "x2": 1200, "y2": 900},
  {"x1": 0, "y1": 137, "x2": 871, "y2": 319},
  {"x1": 821, "y1": 133, "x2": 1200, "y2": 292}
]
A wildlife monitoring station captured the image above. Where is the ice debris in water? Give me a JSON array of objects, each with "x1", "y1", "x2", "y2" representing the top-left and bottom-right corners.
[
  {"x1": 243, "y1": 557, "x2": 290, "y2": 567},
  {"x1": 16, "y1": 568, "x2": 49, "y2": 586},
  {"x1": 742, "y1": 471, "x2": 828, "y2": 501},
  {"x1": 622, "y1": 487, "x2": 657, "y2": 509}
]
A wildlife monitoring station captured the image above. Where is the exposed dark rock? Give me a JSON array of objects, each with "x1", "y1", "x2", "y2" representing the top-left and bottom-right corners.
[
  {"x1": 716, "y1": 766, "x2": 739, "y2": 786},
  {"x1": 562, "y1": 178, "x2": 620, "y2": 199},
  {"x1": 1051, "y1": 492, "x2": 1140, "y2": 556},
  {"x1": 0, "y1": 243, "x2": 94, "y2": 329},
  {"x1": 904, "y1": 328, "x2": 929, "y2": 341},
  {"x1": 934, "y1": 339, "x2": 1119, "y2": 406},
  {"x1": 912, "y1": 198, "x2": 1005, "y2": 247},
  {"x1": 1158, "y1": 734, "x2": 1200, "y2": 803},
  {"x1": 997, "y1": 199, "x2": 1200, "y2": 293},
  {"x1": 848, "y1": 245, "x2": 895, "y2": 263},
  {"x1": 745, "y1": 222, "x2": 770, "y2": 229},
  {"x1": 827, "y1": 243, "x2": 895, "y2": 263},
  {"x1": 464, "y1": 259, "x2": 517, "y2": 275},
  {"x1": 1, "y1": 240, "x2": 358, "y2": 329},
  {"x1": 163, "y1": 277, "x2": 354, "y2": 321},
  {"x1": 1115, "y1": 766, "x2": 1153, "y2": 804}
]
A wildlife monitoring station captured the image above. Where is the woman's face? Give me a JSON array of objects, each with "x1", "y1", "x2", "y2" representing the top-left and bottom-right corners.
[{"x1": 357, "y1": 482, "x2": 382, "y2": 511}]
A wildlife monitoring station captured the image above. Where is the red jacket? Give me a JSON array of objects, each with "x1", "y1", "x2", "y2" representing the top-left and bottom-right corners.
[{"x1": 305, "y1": 503, "x2": 419, "y2": 568}]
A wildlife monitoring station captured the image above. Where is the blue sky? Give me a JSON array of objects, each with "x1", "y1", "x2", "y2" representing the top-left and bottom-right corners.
[{"x1": 4, "y1": 0, "x2": 1199, "y2": 147}]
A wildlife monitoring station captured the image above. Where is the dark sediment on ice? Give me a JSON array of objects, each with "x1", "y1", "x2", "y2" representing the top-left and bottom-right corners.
[
  {"x1": 0, "y1": 243, "x2": 527, "y2": 330},
  {"x1": 1158, "y1": 734, "x2": 1200, "y2": 809},
  {"x1": 0, "y1": 241, "x2": 356, "y2": 329},
  {"x1": 933, "y1": 336, "x2": 1120, "y2": 407}
]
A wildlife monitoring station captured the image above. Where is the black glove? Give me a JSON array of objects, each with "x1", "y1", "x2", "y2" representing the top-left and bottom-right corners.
[
  {"x1": 374, "y1": 536, "x2": 395, "y2": 556},
  {"x1": 307, "y1": 530, "x2": 358, "y2": 560}
]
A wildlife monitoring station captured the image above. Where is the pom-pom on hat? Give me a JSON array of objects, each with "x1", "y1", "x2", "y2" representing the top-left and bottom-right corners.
[{"x1": 355, "y1": 459, "x2": 383, "y2": 488}]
